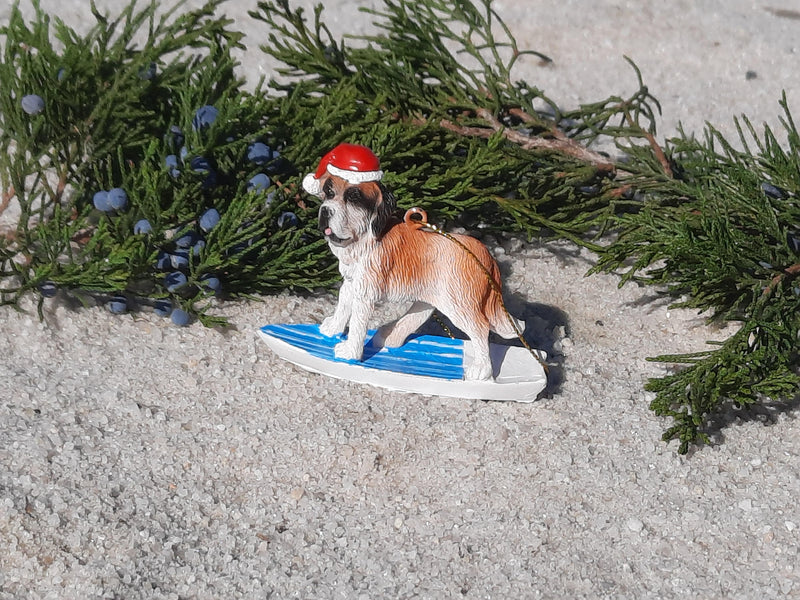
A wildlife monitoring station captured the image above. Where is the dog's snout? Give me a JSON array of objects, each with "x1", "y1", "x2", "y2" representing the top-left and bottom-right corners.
[{"x1": 319, "y1": 205, "x2": 333, "y2": 230}]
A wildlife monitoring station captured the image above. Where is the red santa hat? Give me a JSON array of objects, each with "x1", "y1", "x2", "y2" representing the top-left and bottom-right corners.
[{"x1": 302, "y1": 143, "x2": 383, "y2": 195}]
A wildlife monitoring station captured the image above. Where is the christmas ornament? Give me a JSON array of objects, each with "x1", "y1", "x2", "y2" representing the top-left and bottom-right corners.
[{"x1": 260, "y1": 144, "x2": 548, "y2": 400}]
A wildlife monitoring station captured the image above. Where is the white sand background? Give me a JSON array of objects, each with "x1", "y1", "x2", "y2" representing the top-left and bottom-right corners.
[{"x1": 2, "y1": 1, "x2": 800, "y2": 598}]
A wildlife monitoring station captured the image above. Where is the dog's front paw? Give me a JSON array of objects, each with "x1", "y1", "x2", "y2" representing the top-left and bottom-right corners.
[
  {"x1": 334, "y1": 340, "x2": 363, "y2": 362},
  {"x1": 319, "y1": 316, "x2": 344, "y2": 337}
]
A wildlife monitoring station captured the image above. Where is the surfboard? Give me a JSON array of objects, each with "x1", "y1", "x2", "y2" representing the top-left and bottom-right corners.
[{"x1": 258, "y1": 323, "x2": 547, "y2": 402}]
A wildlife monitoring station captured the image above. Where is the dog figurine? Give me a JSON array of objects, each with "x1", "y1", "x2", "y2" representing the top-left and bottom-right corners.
[{"x1": 302, "y1": 143, "x2": 520, "y2": 380}]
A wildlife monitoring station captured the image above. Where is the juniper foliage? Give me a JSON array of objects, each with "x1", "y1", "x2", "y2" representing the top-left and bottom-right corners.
[
  {"x1": 593, "y1": 96, "x2": 800, "y2": 453},
  {"x1": 1, "y1": 0, "x2": 798, "y2": 451},
  {"x1": 0, "y1": 0, "x2": 336, "y2": 326}
]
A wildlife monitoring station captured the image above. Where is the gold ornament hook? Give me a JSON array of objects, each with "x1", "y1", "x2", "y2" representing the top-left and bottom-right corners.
[{"x1": 403, "y1": 207, "x2": 428, "y2": 227}]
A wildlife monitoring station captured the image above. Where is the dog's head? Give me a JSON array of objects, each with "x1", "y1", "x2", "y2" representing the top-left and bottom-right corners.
[{"x1": 316, "y1": 175, "x2": 396, "y2": 248}]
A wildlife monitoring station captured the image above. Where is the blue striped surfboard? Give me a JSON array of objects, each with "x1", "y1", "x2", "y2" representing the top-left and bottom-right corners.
[{"x1": 258, "y1": 323, "x2": 547, "y2": 402}]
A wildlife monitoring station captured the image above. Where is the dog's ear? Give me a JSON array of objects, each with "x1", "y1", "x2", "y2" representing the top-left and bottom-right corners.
[
  {"x1": 348, "y1": 181, "x2": 396, "y2": 238},
  {"x1": 372, "y1": 182, "x2": 396, "y2": 238}
]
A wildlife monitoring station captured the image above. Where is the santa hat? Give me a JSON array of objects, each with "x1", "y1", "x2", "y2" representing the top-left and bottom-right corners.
[{"x1": 302, "y1": 143, "x2": 383, "y2": 196}]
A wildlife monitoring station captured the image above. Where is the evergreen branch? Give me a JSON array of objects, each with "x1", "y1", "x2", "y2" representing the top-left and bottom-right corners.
[
  {"x1": 0, "y1": 0, "x2": 340, "y2": 325},
  {"x1": 762, "y1": 263, "x2": 800, "y2": 298},
  {"x1": 474, "y1": 107, "x2": 615, "y2": 171},
  {"x1": 3, "y1": 0, "x2": 800, "y2": 453},
  {"x1": 592, "y1": 95, "x2": 800, "y2": 452},
  {"x1": 434, "y1": 109, "x2": 615, "y2": 170},
  {"x1": 250, "y1": 0, "x2": 661, "y2": 242}
]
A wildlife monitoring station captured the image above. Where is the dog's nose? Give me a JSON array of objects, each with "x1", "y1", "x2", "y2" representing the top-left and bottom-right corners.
[{"x1": 319, "y1": 205, "x2": 332, "y2": 230}]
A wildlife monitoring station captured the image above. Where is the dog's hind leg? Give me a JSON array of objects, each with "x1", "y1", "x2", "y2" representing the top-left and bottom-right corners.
[
  {"x1": 485, "y1": 285, "x2": 523, "y2": 340},
  {"x1": 491, "y1": 312, "x2": 524, "y2": 340},
  {"x1": 462, "y1": 326, "x2": 493, "y2": 380},
  {"x1": 374, "y1": 301, "x2": 434, "y2": 348},
  {"x1": 445, "y1": 311, "x2": 492, "y2": 380}
]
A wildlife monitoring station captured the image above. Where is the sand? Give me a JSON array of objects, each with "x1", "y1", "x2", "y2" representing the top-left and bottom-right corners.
[{"x1": 1, "y1": 1, "x2": 799, "y2": 598}]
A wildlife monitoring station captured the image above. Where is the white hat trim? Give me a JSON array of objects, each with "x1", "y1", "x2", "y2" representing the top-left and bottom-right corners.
[
  {"x1": 326, "y1": 163, "x2": 383, "y2": 184},
  {"x1": 302, "y1": 164, "x2": 383, "y2": 196}
]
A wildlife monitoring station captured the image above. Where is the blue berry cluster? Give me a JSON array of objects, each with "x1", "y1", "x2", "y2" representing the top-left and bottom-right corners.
[
  {"x1": 112, "y1": 198, "x2": 228, "y2": 325},
  {"x1": 92, "y1": 187, "x2": 128, "y2": 212},
  {"x1": 6, "y1": 2, "x2": 335, "y2": 329},
  {"x1": 32, "y1": 95, "x2": 311, "y2": 327},
  {"x1": 21, "y1": 94, "x2": 45, "y2": 115}
]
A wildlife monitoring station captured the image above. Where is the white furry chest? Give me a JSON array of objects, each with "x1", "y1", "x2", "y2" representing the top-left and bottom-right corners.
[
  {"x1": 339, "y1": 260, "x2": 364, "y2": 283},
  {"x1": 332, "y1": 242, "x2": 379, "y2": 296}
]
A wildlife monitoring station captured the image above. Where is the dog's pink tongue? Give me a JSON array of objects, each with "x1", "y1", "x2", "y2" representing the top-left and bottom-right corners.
[{"x1": 324, "y1": 227, "x2": 332, "y2": 236}]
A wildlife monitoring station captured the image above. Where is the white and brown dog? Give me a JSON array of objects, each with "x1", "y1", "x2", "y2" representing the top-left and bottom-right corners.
[{"x1": 303, "y1": 143, "x2": 520, "y2": 380}]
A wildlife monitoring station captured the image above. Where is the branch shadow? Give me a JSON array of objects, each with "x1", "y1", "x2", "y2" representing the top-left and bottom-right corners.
[
  {"x1": 623, "y1": 290, "x2": 675, "y2": 312},
  {"x1": 539, "y1": 241, "x2": 595, "y2": 270},
  {"x1": 700, "y1": 395, "x2": 800, "y2": 451}
]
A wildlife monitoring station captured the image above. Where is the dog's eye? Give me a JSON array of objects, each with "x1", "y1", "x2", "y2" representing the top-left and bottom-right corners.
[
  {"x1": 344, "y1": 188, "x2": 364, "y2": 205},
  {"x1": 322, "y1": 178, "x2": 335, "y2": 199}
]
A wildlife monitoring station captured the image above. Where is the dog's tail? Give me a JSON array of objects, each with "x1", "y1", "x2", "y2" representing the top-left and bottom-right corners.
[{"x1": 483, "y1": 260, "x2": 523, "y2": 340}]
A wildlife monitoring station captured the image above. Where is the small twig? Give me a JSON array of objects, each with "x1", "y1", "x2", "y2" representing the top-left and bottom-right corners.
[
  {"x1": 622, "y1": 107, "x2": 673, "y2": 178},
  {"x1": 609, "y1": 184, "x2": 633, "y2": 199},
  {"x1": 438, "y1": 118, "x2": 492, "y2": 138},
  {"x1": 0, "y1": 186, "x2": 17, "y2": 242},
  {"x1": 54, "y1": 175, "x2": 67, "y2": 204},
  {"x1": 439, "y1": 108, "x2": 616, "y2": 172},
  {"x1": 509, "y1": 106, "x2": 590, "y2": 146},
  {"x1": 40, "y1": 172, "x2": 68, "y2": 205},
  {"x1": 274, "y1": 179, "x2": 307, "y2": 210},
  {"x1": 507, "y1": 107, "x2": 535, "y2": 123},
  {"x1": 762, "y1": 263, "x2": 800, "y2": 297},
  {"x1": 71, "y1": 228, "x2": 94, "y2": 245},
  {"x1": 0, "y1": 186, "x2": 14, "y2": 217}
]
